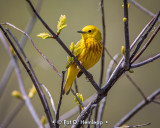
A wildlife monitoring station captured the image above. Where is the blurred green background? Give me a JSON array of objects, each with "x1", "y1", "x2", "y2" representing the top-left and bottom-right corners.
[{"x1": 0, "y1": 0, "x2": 160, "y2": 128}]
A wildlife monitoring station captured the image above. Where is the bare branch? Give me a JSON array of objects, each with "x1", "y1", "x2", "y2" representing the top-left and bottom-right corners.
[
  {"x1": 94, "y1": 0, "x2": 106, "y2": 123},
  {"x1": 130, "y1": 16, "x2": 155, "y2": 50},
  {"x1": 116, "y1": 122, "x2": 151, "y2": 128},
  {"x1": 41, "y1": 84, "x2": 56, "y2": 118},
  {"x1": 97, "y1": 54, "x2": 119, "y2": 128},
  {"x1": 105, "y1": 49, "x2": 147, "y2": 100},
  {"x1": 0, "y1": 101, "x2": 24, "y2": 128},
  {"x1": 99, "y1": 0, "x2": 106, "y2": 88},
  {"x1": 0, "y1": 0, "x2": 42, "y2": 98},
  {"x1": 114, "y1": 89, "x2": 160, "y2": 127},
  {"x1": 124, "y1": 74, "x2": 147, "y2": 101},
  {"x1": 131, "y1": 53, "x2": 160, "y2": 68},
  {"x1": 131, "y1": 24, "x2": 160, "y2": 63},
  {"x1": 0, "y1": 25, "x2": 54, "y2": 128},
  {"x1": 1, "y1": 22, "x2": 62, "y2": 78},
  {"x1": 59, "y1": 94, "x2": 95, "y2": 121},
  {"x1": 130, "y1": 0, "x2": 160, "y2": 23},
  {"x1": 123, "y1": 0, "x2": 130, "y2": 70},
  {"x1": 0, "y1": 30, "x2": 43, "y2": 128},
  {"x1": 55, "y1": 71, "x2": 65, "y2": 128}
]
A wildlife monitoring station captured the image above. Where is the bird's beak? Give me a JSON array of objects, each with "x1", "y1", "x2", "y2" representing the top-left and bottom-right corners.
[{"x1": 77, "y1": 30, "x2": 86, "y2": 33}]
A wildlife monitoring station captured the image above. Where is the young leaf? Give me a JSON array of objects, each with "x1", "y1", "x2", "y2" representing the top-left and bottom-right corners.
[
  {"x1": 37, "y1": 32, "x2": 53, "y2": 39},
  {"x1": 57, "y1": 15, "x2": 67, "y2": 35}
]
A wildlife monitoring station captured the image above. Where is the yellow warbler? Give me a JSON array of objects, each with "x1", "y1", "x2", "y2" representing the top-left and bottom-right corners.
[{"x1": 63, "y1": 25, "x2": 103, "y2": 95}]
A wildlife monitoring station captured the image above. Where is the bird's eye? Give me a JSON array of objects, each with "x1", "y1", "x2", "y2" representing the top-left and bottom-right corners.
[{"x1": 88, "y1": 30, "x2": 92, "y2": 33}]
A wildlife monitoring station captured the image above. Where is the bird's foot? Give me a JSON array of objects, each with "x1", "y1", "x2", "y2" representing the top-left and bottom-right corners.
[
  {"x1": 86, "y1": 72, "x2": 93, "y2": 81},
  {"x1": 77, "y1": 61, "x2": 82, "y2": 69}
]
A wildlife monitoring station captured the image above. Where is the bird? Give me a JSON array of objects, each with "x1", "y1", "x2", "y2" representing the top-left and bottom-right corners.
[{"x1": 63, "y1": 25, "x2": 103, "y2": 95}]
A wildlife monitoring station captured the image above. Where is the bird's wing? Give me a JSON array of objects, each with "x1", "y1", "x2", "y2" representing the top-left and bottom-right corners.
[{"x1": 66, "y1": 40, "x2": 83, "y2": 69}]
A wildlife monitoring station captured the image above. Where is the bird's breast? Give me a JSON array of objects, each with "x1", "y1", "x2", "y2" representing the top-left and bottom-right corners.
[{"x1": 78, "y1": 38, "x2": 102, "y2": 69}]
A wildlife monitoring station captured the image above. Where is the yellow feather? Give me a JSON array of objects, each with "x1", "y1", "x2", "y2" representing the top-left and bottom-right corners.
[
  {"x1": 63, "y1": 64, "x2": 79, "y2": 94},
  {"x1": 63, "y1": 25, "x2": 103, "y2": 95}
]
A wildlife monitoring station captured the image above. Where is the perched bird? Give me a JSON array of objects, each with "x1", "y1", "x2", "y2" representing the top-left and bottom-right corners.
[{"x1": 63, "y1": 25, "x2": 103, "y2": 94}]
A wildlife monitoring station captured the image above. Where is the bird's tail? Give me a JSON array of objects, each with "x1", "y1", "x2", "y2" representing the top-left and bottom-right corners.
[{"x1": 63, "y1": 64, "x2": 79, "y2": 95}]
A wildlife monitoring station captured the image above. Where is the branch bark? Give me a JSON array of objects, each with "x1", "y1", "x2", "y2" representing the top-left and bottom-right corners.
[{"x1": 113, "y1": 89, "x2": 160, "y2": 127}]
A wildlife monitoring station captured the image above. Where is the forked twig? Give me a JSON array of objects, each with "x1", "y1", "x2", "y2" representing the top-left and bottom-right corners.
[
  {"x1": 0, "y1": 30, "x2": 43, "y2": 128},
  {"x1": 0, "y1": 0, "x2": 42, "y2": 98},
  {"x1": 131, "y1": 25, "x2": 160, "y2": 64},
  {"x1": 114, "y1": 89, "x2": 160, "y2": 127},
  {"x1": 0, "y1": 25, "x2": 54, "y2": 128},
  {"x1": 55, "y1": 71, "x2": 65, "y2": 128},
  {"x1": 1, "y1": 22, "x2": 62, "y2": 78}
]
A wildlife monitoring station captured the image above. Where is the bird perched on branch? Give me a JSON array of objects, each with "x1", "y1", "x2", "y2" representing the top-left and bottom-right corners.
[{"x1": 63, "y1": 25, "x2": 103, "y2": 95}]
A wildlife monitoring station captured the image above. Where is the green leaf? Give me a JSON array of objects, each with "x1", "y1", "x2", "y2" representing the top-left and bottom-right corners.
[
  {"x1": 69, "y1": 42, "x2": 75, "y2": 52},
  {"x1": 57, "y1": 15, "x2": 67, "y2": 35},
  {"x1": 37, "y1": 32, "x2": 53, "y2": 39}
]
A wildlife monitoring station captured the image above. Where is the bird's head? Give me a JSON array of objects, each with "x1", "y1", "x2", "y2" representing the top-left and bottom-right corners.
[{"x1": 77, "y1": 25, "x2": 102, "y2": 41}]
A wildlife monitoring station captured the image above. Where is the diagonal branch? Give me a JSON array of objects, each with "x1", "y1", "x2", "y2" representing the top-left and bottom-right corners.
[
  {"x1": 0, "y1": 31, "x2": 43, "y2": 128},
  {"x1": 113, "y1": 89, "x2": 160, "y2": 127},
  {"x1": 0, "y1": 0, "x2": 42, "y2": 98},
  {"x1": 105, "y1": 49, "x2": 147, "y2": 101},
  {"x1": 1, "y1": 22, "x2": 62, "y2": 78},
  {"x1": 0, "y1": 101, "x2": 25, "y2": 128},
  {"x1": 26, "y1": 0, "x2": 101, "y2": 93},
  {"x1": 97, "y1": 54, "x2": 119, "y2": 128},
  {"x1": 131, "y1": 24, "x2": 160, "y2": 64},
  {"x1": 131, "y1": 53, "x2": 160, "y2": 68},
  {"x1": 0, "y1": 25, "x2": 54, "y2": 128},
  {"x1": 130, "y1": 11, "x2": 160, "y2": 62},
  {"x1": 71, "y1": 89, "x2": 85, "y2": 108},
  {"x1": 130, "y1": 0, "x2": 160, "y2": 23}
]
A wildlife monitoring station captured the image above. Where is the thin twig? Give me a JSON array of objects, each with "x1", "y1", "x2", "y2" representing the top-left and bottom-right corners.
[
  {"x1": 7, "y1": 28, "x2": 57, "y2": 121},
  {"x1": 130, "y1": 16, "x2": 155, "y2": 50},
  {"x1": 99, "y1": 0, "x2": 106, "y2": 88},
  {"x1": 0, "y1": 0, "x2": 42, "y2": 98},
  {"x1": 152, "y1": 100, "x2": 160, "y2": 105},
  {"x1": 0, "y1": 101, "x2": 25, "y2": 128},
  {"x1": 26, "y1": 0, "x2": 101, "y2": 93},
  {"x1": 74, "y1": 79, "x2": 82, "y2": 114},
  {"x1": 87, "y1": 104, "x2": 97, "y2": 128},
  {"x1": 0, "y1": 25, "x2": 54, "y2": 128},
  {"x1": 113, "y1": 89, "x2": 160, "y2": 127},
  {"x1": 59, "y1": 94, "x2": 95, "y2": 121},
  {"x1": 130, "y1": 0, "x2": 160, "y2": 23},
  {"x1": 123, "y1": 0, "x2": 130, "y2": 70},
  {"x1": 1, "y1": 22, "x2": 62, "y2": 78},
  {"x1": 131, "y1": 53, "x2": 160, "y2": 68},
  {"x1": 124, "y1": 74, "x2": 147, "y2": 101},
  {"x1": 131, "y1": 25, "x2": 160, "y2": 64},
  {"x1": 55, "y1": 71, "x2": 65, "y2": 128},
  {"x1": 95, "y1": 0, "x2": 106, "y2": 123},
  {"x1": 130, "y1": 11, "x2": 160, "y2": 62},
  {"x1": 0, "y1": 30, "x2": 43, "y2": 128},
  {"x1": 104, "y1": 49, "x2": 147, "y2": 101},
  {"x1": 97, "y1": 54, "x2": 119, "y2": 128},
  {"x1": 41, "y1": 84, "x2": 56, "y2": 118},
  {"x1": 116, "y1": 122, "x2": 151, "y2": 128}
]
